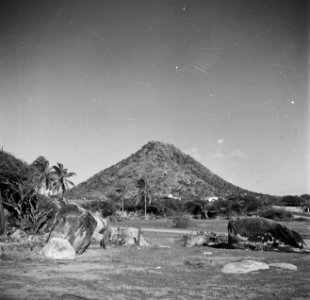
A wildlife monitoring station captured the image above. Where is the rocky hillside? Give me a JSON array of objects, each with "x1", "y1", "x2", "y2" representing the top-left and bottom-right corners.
[{"x1": 67, "y1": 141, "x2": 261, "y2": 203}]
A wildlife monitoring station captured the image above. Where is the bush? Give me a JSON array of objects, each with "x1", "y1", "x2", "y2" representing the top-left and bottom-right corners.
[
  {"x1": 171, "y1": 214, "x2": 190, "y2": 228},
  {"x1": 279, "y1": 195, "x2": 305, "y2": 206},
  {"x1": 156, "y1": 198, "x2": 183, "y2": 217},
  {"x1": 171, "y1": 213, "x2": 197, "y2": 228},
  {"x1": 16, "y1": 195, "x2": 56, "y2": 234},
  {"x1": 206, "y1": 198, "x2": 230, "y2": 217},
  {"x1": 146, "y1": 204, "x2": 162, "y2": 215},
  {"x1": 259, "y1": 207, "x2": 293, "y2": 221},
  {"x1": 183, "y1": 201, "x2": 206, "y2": 219}
]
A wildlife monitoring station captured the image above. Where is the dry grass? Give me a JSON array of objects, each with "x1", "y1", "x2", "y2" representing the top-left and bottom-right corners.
[{"x1": 0, "y1": 219, "x2": 309, "y2": 300}]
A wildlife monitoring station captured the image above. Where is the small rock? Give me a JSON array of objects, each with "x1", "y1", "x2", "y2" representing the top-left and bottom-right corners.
[
  {"x1": 203, "y1": 251, "x2": 213, "y2": 255},
  {"x1": 9, "y1": 229, "x2": 27, "y2": 241},
  {"x1": 124, "y1": 237, "x2": 136, "y2": 246},
  {"x1": 269, "y1": 263, "x2": 297, "y2": 270},
  {"x1": 221, "y1": 260, "x2": 269, "y2": 274},
  {"x1": 184, "y1": 259, "x2": 211, "y2": 268}
]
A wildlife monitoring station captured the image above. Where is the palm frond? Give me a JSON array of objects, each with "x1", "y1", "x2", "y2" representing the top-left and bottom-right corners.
[
  {"x1": 65, "y1": 179, "x2": 75, "y2": 186},
  {"x1": 66, "y1": 172, "x2": 76, "y2": 177}
]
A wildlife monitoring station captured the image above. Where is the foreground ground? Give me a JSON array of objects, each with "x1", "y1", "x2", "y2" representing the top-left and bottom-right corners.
[{"x1": 0, "y1": 219, "x2": 310, "y2": 300}]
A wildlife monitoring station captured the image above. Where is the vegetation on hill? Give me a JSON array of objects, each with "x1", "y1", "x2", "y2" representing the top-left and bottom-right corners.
[{"x1": 67, "y1": 141, "x2": 273, "y2": 205}]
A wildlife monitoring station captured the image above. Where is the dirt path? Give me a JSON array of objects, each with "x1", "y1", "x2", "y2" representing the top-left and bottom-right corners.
[{"x1": 141, "y1": 227, "x2": 201, "y2": 235}]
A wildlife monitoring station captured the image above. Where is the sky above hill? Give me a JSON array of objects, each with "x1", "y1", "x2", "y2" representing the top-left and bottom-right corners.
[{"x1": 0, "y1": 0, "x2": 309, "y2": 196}]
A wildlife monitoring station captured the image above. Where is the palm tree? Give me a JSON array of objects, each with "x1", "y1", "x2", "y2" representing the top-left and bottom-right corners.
[
  {"x1": 32, "y1": 156, "x2": 53, "y2": 195},
  {"x1": 51, "y1": 163, "x2": 76, "y2": 196},
  {"x1": 136, "y1": 176, "x2": 152, "y2": 219}
]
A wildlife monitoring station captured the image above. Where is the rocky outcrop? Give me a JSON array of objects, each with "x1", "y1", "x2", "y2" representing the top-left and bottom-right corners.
[
  {"x1": 181, "y1": 232, "x2": 228, "y2": 248},
  {"x1": 47, "y1": 203, "x2": 97, "y2": 255},
  {"x1": 228, "y1": 217, "x2": 306, "y2": 251},
  {"x1": 109, "y1": 226, "x2": 149, "y2": 247}
]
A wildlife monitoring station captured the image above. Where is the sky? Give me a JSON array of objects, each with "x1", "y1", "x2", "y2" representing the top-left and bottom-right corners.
[{"x1": 0, "y1": 0, "x2": 309, "y2": 196}]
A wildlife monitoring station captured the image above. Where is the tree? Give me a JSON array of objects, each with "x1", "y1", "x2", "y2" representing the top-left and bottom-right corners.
[
  {"x1": 280, "y1": 195, "x2": 304, "y2": 206},
  {"x1": 136, "y1": 176, "x2": 152, "y2": 219},
  {"x1": 0, "y1": 155, "x2": 37, "y2": 219},
  {"x1": 301, "y1": 194, "x2": 310, "y2": 212},
  {"x1": 0, "y1": 151, "x2": 57, "y2": 233},
  {"x1": 0, "y1": 195, "x2": 6, "y2": 235},
  {"x1": 32, "y1": 156, "x2": 53, "y2": 195},
  {"x1": 51, "y1": 163, "x2": 76, "y2": 196}
]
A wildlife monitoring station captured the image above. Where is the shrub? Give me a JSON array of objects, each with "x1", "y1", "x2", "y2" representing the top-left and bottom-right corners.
[
  {"x1": 171, "y1": 214, "x2": 191, "y2": 228},
  {"x1": 146, "y1": 204, "x2": 162, "y2": 215},
  {"x1": 279, "y1": 195, "x2": 305, "y2": 206},
  {"x1": 183, "y1": 201, "x2": 206, "y2": 219},
  {"x1": 16, "y1": 195, "x2": 56, "y2": 234},
  {"x1": 259, "y1": 207, "x2": 293, "y2": 221},
  {"x1": 206, "y1": 198, "x2": 231, "y2": 217},
  {"x1": 171, "y1": 213, "x2": 197, "y2": 228},
  {"x1": 155, "y1": 198, "x2": 183, "y2": 217}
]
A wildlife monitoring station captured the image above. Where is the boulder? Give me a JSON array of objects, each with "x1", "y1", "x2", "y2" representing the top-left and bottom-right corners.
[
  {"x1": 181, "y1": 232, "x2": 228, "y2": 248},
  {"x1": 9, "y1": 229, "x2": 27, "y2": 242},
  {"x1": 47, "y1": 203, "x2": 97, "y2": 255},
  {"x1": 221, "y1": 260, "x2": 269, "y2": 274},
  {"x1": 42, "y1": 237, "x2": 76, "y2": 260},
  {"x1": 110, "y1": 226, "x2": 149, "y2": 247},
  {"x1": 184, "y1": 234, "x2": 209, "y2": 247},
  {"x1": 227, "y1": 217, "x2": 306, "y2": 251}
]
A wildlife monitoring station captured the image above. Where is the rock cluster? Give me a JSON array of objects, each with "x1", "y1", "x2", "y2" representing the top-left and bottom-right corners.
[
  {"x1": 110, "y1": 226, "x2": 149, "y2": 247},
  {"x1": 181, "y1": 231, "x2": 228, "y2": 248}
]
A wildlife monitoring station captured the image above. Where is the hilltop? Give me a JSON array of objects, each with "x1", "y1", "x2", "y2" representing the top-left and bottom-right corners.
[{"x1": 67, "y1": 141, "x2": 263, "y2": 202}]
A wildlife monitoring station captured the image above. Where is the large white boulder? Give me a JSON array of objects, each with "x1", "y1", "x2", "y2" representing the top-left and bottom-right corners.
[
  {"x1": 42, "y1": 237, "x2": 76, "y2": 260},
  {"x1": 221, "y1": 260, "x2": 269, "y2": 274},
  {"x1": 47, "y1": 203, "x2": 97, "y2": 254}
]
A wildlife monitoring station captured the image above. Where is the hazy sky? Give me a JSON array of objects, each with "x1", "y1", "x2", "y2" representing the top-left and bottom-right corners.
[{"x1": 0, "y1": 0, "x2": 309, "y2": 196}]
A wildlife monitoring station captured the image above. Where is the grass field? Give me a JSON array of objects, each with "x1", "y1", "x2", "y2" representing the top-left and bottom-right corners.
[{"x1": 0, "y1": 218, "x2": 309, "y2": 300}]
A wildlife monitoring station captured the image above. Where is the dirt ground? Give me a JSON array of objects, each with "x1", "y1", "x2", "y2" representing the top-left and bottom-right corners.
[{"x1": 0, "y1": 219, "x2": 310, "y2": 300}]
